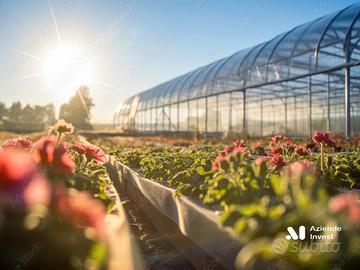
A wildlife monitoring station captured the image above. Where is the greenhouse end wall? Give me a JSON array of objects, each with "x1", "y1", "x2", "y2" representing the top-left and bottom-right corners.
[{"x1": 115, "y1": 4, "x2": 360, "y2": 138}]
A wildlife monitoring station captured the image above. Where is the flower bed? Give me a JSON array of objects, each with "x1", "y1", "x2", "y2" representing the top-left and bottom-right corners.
[
  {"x1": 0, "y1": 121, "x2": 143, "y2": 270},
  {"x1": 105, "y1": 156, "x2": 241, "y2": 270},
  {"x1": 94, "y1": 133, "x2": 360, "y2": 270}
]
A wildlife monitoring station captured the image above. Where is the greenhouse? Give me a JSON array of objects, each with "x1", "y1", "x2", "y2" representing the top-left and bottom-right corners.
[{"x1": 115, "y1": 3, "x2": 360, "y2": 138}]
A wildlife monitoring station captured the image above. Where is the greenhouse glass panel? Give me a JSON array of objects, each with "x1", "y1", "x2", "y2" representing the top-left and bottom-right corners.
[
  {"x1": 189, "y1": 100, "x2": 198, "y2": 131},
  {"x1": 170, "y1": 104, "x2": 178, "y2": 131},
  {"x1": 230, "y1": 91, "x2": 244, "y2": 134},
  {"x1": 179, "y1": 101, "x2": 189, "y2": 131},
  {"x1": 207, "y1": 96, "x2": 218, "y2": 133},
  {"x1": 163, "y1": 106, "x2": 170, "y2": 132},
  {"x1": 197, "y1": 98, "x2": 206, "y2": 132},
  {"x1": 246, "y1": 91, "x2": 262, "y2": 136},
  {"x1": 329, "y1": 70, "x2": 345, "y2": 134},
  {"x1": 144, "y1": 110, "x2": 151, "y2": 131},
  {"x1": 218, "y1": 93, "x2": 230, "y2": 132},
  {"x1": 151, "y1": 108, "x2": 156, "y2": 132},
  {"x1": 311, "y1": 73, "x2": 329, "y2": 132}
]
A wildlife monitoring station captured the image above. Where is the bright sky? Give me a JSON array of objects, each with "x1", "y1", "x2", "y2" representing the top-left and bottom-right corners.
[{"x1": 0, "y1": 0, "x2": 358, "y2": 123}]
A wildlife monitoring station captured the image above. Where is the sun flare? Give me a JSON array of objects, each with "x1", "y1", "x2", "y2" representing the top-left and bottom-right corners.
[{"x1": 42, "y1": 44, "x2": 94, "y2": 94}]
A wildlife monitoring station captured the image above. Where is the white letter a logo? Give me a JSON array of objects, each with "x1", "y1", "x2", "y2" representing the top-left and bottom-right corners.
[{"x1": 286, "y1": 226, "x2": 305, "y2": 240}]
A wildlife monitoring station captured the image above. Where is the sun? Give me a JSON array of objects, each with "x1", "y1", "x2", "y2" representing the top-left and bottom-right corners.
[{"x1": 42, "y1": 44, "x2": 94, "y2": 94}]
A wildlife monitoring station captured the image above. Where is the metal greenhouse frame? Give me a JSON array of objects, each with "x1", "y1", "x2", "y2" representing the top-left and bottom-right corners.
[{"x1": 115, "y1": 3, "x2": 360, "y2": 138}]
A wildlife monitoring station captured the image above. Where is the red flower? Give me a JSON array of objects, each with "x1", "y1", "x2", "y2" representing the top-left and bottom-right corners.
[
  {"x1": 34, "y1": 136, "x2": 75, "y2": 175},
  {"x1": 270, "y1": 135, "x2": 283, "y2": 146},
  {"x1": 283, "y1": 140, "x2": 294, "y2": 148},
  {"x1": 0, "y1": 150, "x2": 37, "y2": 192},
  {"x1": 224, "y1": 145, "x2": 235, "y2": 154},
  {"x1": 218, "y1": 151, "x2": 227, "y2": 161},
  {"x1": 234, "y1": 140, "x2": 246, "y2": 148},
  {"x1": 212, "y1": 161, "x2": 219, "y2": 170},
  {"x1": 268, "y1": 147, "x2": 281, "y2": 157},
  {"x1": 1, "y1": 138, "x2": 34, "y2": 150},
  {"x1": 270, "y1": 155, "x2": 286, "y2": 169},
  {"x1": 295, "y1": 145, "x2": 310, "y2": 156},
  {"x1": 57, "y1": 188, "x2": 107, "y2": 240},
  {"x1": 329, "y1": 192, "x2": 360, "y2": 224},
  {"x1": 232, "y1": 140, "x2": 246, "y2": 153},
  {"x1": 312, "y1": 131, "x2": 336, "y2": 148},
  {"x1": 72, "y1": 142, "x2": 107, "y2": 164}
]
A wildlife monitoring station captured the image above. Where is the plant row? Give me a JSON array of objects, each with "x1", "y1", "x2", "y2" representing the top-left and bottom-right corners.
[{"x1": 93, "y1": 132, "x2": 360, "y2": 269}]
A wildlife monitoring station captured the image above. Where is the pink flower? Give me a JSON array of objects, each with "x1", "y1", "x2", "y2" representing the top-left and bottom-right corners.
[
  {"x1": 72, "y1": 142, "x2": 87, "y2": 155},
  {"x1": 72, "y1": 142, "x2": 107, "y2": 164},
  {"x1": 62, "y1": 142, "x2": 73, "y2": 151},
  {"x1": 295, "y1": 145, "x2": 310, "y2": 156},
  {"x1": 1, "y1": 138, "x2": 34, "y2": 150},
  {"x1": 329, "y1": 192, "x2": 360, "y2": 224},
  {"x1": 0, "y1": 150, "x2": 37, "y2": 192},
  {"x1": 34, "y1": 136, "x2": 75, "y2": 175},
  {"x1": 212, "y1": 152, "x2": 227, "y2": 170},
  {"x1": 270, "y1": 155, "x2": 286, "y2": 169},
  {"x1": 57, "y1": 188, "x2": 107, "y2": 240},
  {"x1": 255, "y1": 156, "x2": 268, "y2": 165},
  {"x1": 0, "y1": 150, "x2": 50, "y2": 208},
  {"x1": 283, "y1": 160, "x2": 318, "y2": 180},
  {"x1": 23, "y1": 175, "x2": 51, "y2": 207},
  {"x1": 234, "y1": 146, "x2": 247, "y2": 153},
  {"x1": 312, "y1": 131, "x2": 337, "y2": 148}
]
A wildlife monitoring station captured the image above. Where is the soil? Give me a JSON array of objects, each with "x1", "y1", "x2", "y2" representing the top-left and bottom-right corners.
[{"x1": 120, "y1": 194, "x2": 195, "y2": 270}]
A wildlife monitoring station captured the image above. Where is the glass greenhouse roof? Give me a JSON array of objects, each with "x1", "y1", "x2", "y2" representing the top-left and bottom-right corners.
[{"x1": 120, "y1": 3, "x2": 360, "y2": 112}]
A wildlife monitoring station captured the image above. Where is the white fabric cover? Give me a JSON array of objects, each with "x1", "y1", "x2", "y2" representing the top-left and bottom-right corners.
[{"x1": 108, "y1": 157, "x2": 241, "y2": 270}]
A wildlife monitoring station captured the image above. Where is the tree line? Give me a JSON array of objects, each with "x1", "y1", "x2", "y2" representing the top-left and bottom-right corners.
[
  {"x1": 0, "y1": 102, "x2": 56, "y2": 124},
  {"x1": 0, "y1": 86, "x2": 94, "y2": 130}
]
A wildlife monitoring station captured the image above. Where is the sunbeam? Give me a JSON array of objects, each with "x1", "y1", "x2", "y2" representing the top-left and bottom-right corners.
[
  {"x1": 17, "y1": 72, "x2": 43, "y2": 80},
  {"x1": 77, "y1": 88, "x2": 91, "y2": 120},
  {"x1": 48, "y1": 0, "x2": 63, "y2": 46},
  {"x1": 94, "y1": 79, "x2": 132, "y2": 94},
  {"x1": 5, "y1": 45, "x2": 43, "y2": 62}
]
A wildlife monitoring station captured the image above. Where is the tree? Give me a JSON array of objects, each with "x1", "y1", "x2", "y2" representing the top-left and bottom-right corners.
[
  {"x1": 9, "y1": 102, "x2": 22, "y2": 121},
  {"x1": 0, "y1": 102, "x2": 7, "y2": 120},
  {"x1": 21, "y1": 105, "x2": 35, "y2": 122},
  {"x1": 59, "y1": 86, "x2": 94, "y2": 130}
]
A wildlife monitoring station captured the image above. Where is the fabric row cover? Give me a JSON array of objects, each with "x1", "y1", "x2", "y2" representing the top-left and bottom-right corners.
[{"x1": 116, "y1": 3, "x2": 360, "y2": 137}]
